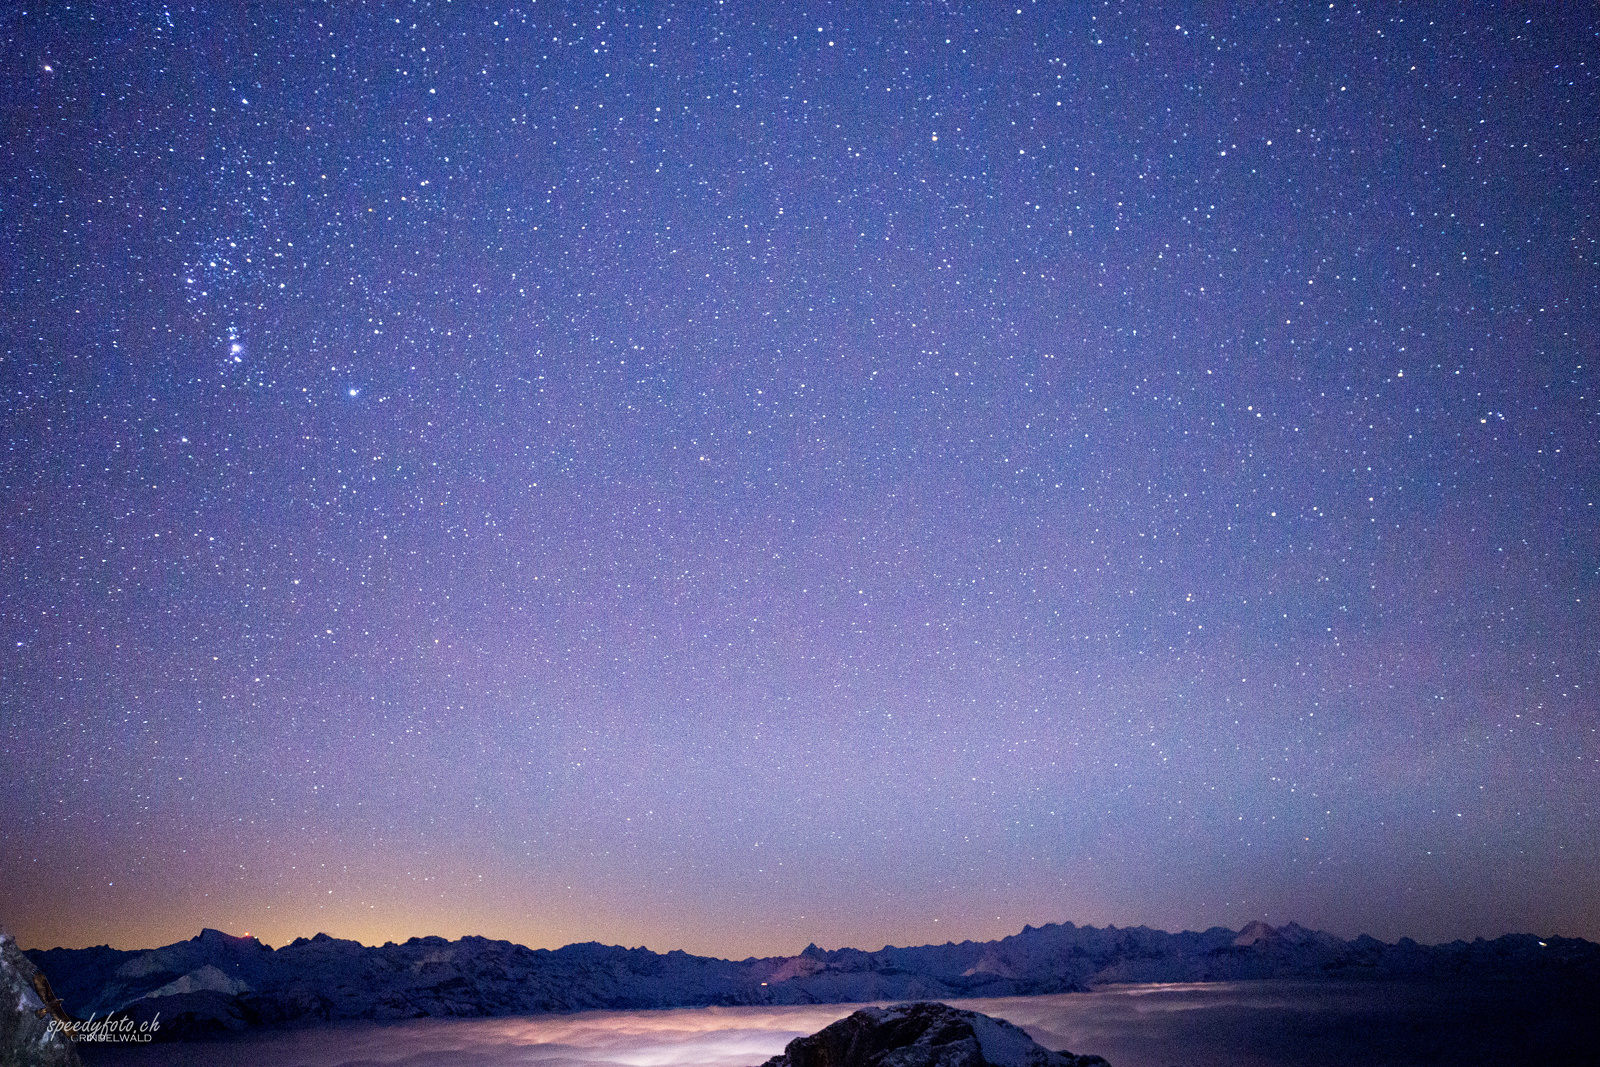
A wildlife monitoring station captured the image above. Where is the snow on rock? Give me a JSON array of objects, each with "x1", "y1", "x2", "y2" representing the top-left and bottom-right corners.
[
  {"x1": 960, "y1": 949, "x2": 1018, "y2": 979},
  {"x1": 1231, "y1": 921, "x2": 1279, "y2": 947},
  {"x1": 753, "y1": 1002, "x2": 1109, "y2": 1067},
  {"x1": 768, "y1": 953, "x2": 830, "y2": 983},
  {"x1": 141, "y1": 964, "x2": 250, "y2": 1000}
]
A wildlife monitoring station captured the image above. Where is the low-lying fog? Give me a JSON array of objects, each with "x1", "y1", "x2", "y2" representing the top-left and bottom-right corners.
[{"x1": 77, "y1": 979, "x2": 1593, "y2": 1067}]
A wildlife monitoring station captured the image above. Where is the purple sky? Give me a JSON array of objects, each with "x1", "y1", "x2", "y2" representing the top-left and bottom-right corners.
[{"x1": 2, "y1": 2, "x2": 1596, "y2": 956}]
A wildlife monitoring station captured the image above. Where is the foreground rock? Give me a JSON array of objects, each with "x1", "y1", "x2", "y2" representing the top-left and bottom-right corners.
[
  {"x1": 756, "y1": 1002, "x2": 1109, "y2": 1067},
  {"x1": 1, "y1": 932, "x2": 82, "y2": 1067}
]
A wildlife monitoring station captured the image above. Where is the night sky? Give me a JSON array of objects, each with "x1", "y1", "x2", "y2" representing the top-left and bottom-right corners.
[{"x1": 2, "y1": 3, "x2": 1597, "y2": 959}]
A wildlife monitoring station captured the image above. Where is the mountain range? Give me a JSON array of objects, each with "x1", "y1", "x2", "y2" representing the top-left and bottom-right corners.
[{"x1": 24, "y1": 920, "x2": 1600, "y2": 1040}]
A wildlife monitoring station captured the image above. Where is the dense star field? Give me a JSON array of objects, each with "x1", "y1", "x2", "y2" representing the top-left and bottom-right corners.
[{"x1": 1, "y1": 3, "x2": 1596, "y2": 957}]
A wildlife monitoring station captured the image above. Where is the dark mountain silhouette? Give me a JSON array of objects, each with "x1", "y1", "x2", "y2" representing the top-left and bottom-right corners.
[
  {"x1": 22, "y1": 921, "x2": 1600, "y2": 1041},
  {"x1": 754, "y1": 1001, "x2": 1109, "y2": 1067}
]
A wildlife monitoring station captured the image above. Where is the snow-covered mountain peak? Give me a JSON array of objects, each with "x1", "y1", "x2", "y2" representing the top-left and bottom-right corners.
[{"x1": 1232, "y1": 921, "x2": 1279, "y2": 946}]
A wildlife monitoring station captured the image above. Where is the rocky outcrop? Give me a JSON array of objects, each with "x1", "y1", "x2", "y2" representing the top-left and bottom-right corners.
[
  {"x1": 1, "y1": 932, "x2": 82, "y2": 1067},
  {"x1": 754, "y1": 1002, "x2": 1109, "y2": 1067}
]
